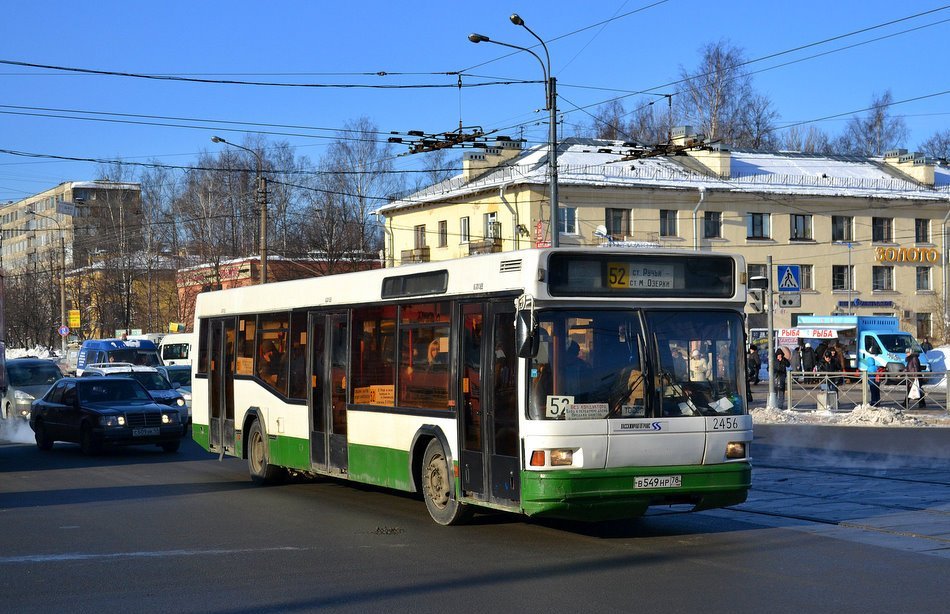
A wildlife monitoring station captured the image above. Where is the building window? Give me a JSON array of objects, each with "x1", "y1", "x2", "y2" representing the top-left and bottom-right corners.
[
  {"x1": 460, "y1": 217, "x2": 470, "y2": 243},
  {"x1": 799, "y1": 264, "x2": 813, "y2": 290},
  {"x1": 831, "y1": 216, "x2": 853, "y2": 242},
  {"x1": 916, "y1": 313, "x2": 932, "y2": 339},
  {"x1": 438, "y1": 220, "x2": 447, "y2": 247},
  {"x1": 790, "y1": 214, "x2": 812, "y2": 241},
  {"x1": 659, "y1": 209, "x2": 677, "y2": 237},
  {"x1": 605, "y1": 208, "x2": 629, "y2": 238},
  {"x1": 872, "y1": 217, "x2": 893, "y2": 243},
  {"x1": 916, "y1": 266, "x2": 931, "y2": 291},
  {"x1": 747, "y1": 213, "x2": 770, "y2": 239},
  {"x1": 483, "y1": 212, "x2": 499, "y2": 239},
  {"x1": 872, "y1": 266, "x2": 894, "y2": 291},
  {"x1": 559, "y1": 207, "x2": 577, "y2": 235},
  {"x1": 413, "y1": 224, "x2": 426, "y2": 249},
  {"x1": 915, "y1": 219, "x2": 931, "y2": 243},
  {"x1": 703, "y1": 211, "x2": 722, "y2": 239},
  {"x1": 832, "y1": 265, "x2": 853, "y2": 291}
]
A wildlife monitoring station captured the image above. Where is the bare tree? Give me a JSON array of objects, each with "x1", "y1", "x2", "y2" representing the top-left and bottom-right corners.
[
  {"x1": 779, "y1": 125, "x2": 832, "y2": 154},
  {"x1": 582, "y1": 99, "x2": 630, "y2": 141},
  {"x1": 676, "y1": 40, "x2": 778, "y2": 148},
  {"x1": 919, "y1": 129, "x2": 950, "y2": 160},
  {"x1": 833, "y1": 90, "x2": 909, "y2": 156},
  {"x1": 322, "y1": 117, "x2": 399, "y2": 257}
]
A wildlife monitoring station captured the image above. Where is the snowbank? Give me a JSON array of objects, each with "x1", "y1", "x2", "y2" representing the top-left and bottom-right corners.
[{"x1": 752, "y1": 404, "x2": 948, "y2": 427}]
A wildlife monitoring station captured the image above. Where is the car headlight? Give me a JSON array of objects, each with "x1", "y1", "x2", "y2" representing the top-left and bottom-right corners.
[
  {"x1": 13, "y1": 389, "x2": 35, "y2": 403},
  {"x1": 162, "y1": 413, "x2": 177, "y2": 424},
  {"x1": 175, "y1": 398, "x2": 185, "y2": 407},
  {"x1": 99, "y1": 415, "x2": 126, "y2": 427}
]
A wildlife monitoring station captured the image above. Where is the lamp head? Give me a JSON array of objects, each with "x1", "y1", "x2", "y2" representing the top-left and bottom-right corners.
[
  {"x1": 211, "y1": 136, "x2": 225, "y2": 144},
  {"x1": 468, "y1": 33, "x2": 489, "y2": 43},
  {"x1": 509, "y1": 13, "x2": 525, "y2": 26}
]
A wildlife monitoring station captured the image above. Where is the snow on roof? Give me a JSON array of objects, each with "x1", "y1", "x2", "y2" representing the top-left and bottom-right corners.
[{"x1": 378, "y1": 139, "x2": 950, "y2": 215}]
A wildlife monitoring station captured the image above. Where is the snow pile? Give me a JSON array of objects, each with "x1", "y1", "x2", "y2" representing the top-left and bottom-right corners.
[
  {"x1": 5, "y1": 346, "x2": 59, "y2": 360},
  {"x1": 752, "y1": 404, "x2": 945, "y2": 427}
]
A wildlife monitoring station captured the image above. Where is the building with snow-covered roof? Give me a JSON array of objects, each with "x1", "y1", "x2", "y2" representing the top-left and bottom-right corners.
[{"x1": 376, "y1": 134, "x2": 950, "y2": 337}]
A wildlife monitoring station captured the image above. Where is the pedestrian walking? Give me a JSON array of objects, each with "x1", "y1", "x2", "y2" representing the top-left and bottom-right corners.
[
  {"x1": 773, "y1": 349, "x2": 790, "y2": 405},
  {"x1": 819, "y1": 347, "x2": 841, "y2": 393},
  {"x1": 905, "y1": 348, "x2": 926, "y2": 409},
  {"x1": 863, "y1": 347, "x2": 881, "y2": 407},
  {"x1": 747, "y1": 344, "x2": 761, "y2": 385}
]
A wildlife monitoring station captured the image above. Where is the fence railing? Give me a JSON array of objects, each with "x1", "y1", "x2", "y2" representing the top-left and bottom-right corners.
[{"x1": 771, "y1": 371, "x2": 949, "y2": 413}]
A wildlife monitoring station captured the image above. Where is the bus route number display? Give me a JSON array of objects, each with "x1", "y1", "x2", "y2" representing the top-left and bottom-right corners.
[{"x1": 608, "y1": 262, "x2": 675, "y2": 290}]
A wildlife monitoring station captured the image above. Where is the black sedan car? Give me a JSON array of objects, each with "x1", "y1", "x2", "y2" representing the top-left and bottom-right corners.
[{"x1": 29, "y1": 377, "x2": 184, "y2": 455}]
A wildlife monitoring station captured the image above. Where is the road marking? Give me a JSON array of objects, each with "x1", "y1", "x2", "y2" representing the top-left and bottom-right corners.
[{"x1": 0, "y1": 546, "x2": 310, "y2": 564}]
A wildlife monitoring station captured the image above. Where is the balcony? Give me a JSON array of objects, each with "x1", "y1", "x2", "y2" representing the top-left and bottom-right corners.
[{"x1": 401, "y1": 246, "x2": 430, "y2": 263}]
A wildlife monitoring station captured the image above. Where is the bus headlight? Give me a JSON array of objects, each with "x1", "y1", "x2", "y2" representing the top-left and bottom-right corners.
[
  {"x1": 550, "y1": 449, "x2": 574, "y2": 466},
  {"x1": 725, "y1": 442, "x2": 746, "y2": 459}
]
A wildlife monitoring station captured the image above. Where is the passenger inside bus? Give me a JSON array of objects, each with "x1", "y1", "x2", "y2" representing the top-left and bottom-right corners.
[{"x1": 258, "y1": 340, "x2": 283, "y2": 386}]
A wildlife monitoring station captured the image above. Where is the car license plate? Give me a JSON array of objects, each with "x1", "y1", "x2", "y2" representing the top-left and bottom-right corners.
[
  {"x1": 133, "y1": 427, "x2": 160, "y2": 437},
  {"x1": 635, "y1": 475, "x2": 682, "y2": 489}
]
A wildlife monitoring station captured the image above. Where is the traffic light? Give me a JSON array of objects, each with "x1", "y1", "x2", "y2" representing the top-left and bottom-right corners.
[{"x1": 749, "y1": 289, "x2": 764, "y2": 313}]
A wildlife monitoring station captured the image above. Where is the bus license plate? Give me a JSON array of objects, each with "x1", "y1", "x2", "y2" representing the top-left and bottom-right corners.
[
  {"x1": 635, "y1": 475, "x2": 682, "y2": 489},
  {"x1": 133, "y1": 427, "x2": 160, "y2": 437}
]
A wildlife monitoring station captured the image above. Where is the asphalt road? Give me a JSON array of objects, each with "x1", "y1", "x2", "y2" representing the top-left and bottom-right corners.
[{"x1": 1, "y1": 427, "x2": 949, "y2": 613}]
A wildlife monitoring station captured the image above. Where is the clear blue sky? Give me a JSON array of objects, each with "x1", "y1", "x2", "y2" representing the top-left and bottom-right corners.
[{"x1": 1, "y1": 0, "x2": 947, "y2": 201}]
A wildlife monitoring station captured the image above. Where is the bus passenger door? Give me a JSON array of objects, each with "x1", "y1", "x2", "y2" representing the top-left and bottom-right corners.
[
  {"x1": 209, "y1": 317, "x2": 236, "y2": 454},
  {"x1": 327, "y1": 314, "x2": 349, "y2": 474},
  {"x1": 459, "y1": 302, "x2": 520, "y2": 505},
  {"x1": 307, "y1": 313, "x2": 328, "y2": 470}
]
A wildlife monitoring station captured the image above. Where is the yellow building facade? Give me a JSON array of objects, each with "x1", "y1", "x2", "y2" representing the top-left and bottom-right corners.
[{"x1": 377, "y1": 137, "x2": 950, "y2": 339}]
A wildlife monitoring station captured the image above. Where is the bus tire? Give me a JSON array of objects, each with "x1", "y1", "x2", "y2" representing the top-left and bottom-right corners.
[
  {"x1": 421, "y1": 438, "x2": 471, "y2": 526},
  {"x1": 247, "y1": 419, "x2": 283, "y2": 485}
]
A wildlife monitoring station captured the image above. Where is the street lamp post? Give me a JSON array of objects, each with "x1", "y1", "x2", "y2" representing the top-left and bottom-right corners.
[
  {"x1": 211, "y1": 136, "x2": 268, "y2": 284},
  {"x1": 27, "y1": 209, "x2": 67, "y2": 356},
  {"x1": 470, "y1": 13, "x2": 559, "y2": 247}
]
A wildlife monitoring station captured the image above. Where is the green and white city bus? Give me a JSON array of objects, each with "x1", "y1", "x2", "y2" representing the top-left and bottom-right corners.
[{"x1": 191, "y1": 248, "x2": 752, "y2": 524}]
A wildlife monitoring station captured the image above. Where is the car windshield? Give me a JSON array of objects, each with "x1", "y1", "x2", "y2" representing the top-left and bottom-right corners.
[
  {"x1": 106, "y1": 371, "x2": 170, "y2": 390},
  {"x1": 878, "y1": 334, "x2": 920, "y2": 353},
  {"x1": 7, "y1": 363, "x2": 63, "y2": 387},
  {"x1": 164, "y1": 369, "x2": 191, "y2": 387},
  {"x1": 79, "y1": 379, "x2": 152, "y2": 403}
]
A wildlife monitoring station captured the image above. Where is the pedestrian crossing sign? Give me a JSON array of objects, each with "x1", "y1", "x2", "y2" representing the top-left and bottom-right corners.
[{"x1": 777, "y1": 265, "x2": 801, "y2": 292}]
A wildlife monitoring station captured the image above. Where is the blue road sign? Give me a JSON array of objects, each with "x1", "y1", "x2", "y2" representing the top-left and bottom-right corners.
[{"x1": 777, "y1": 265, "x2": 801, "y2": 293}]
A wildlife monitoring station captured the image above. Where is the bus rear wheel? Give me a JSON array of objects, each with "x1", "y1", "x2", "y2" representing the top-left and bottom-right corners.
[
  {"x1": 421, "y1": 439, "x2": 471, "y2": 526},
  {"x1": 247, "y1": 420, "x2": 283, "y2": 485}
]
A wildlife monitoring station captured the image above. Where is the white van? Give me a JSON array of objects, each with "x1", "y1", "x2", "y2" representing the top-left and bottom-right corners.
[{"x1": 159, "y1": 333, "x2": 194, "y2": 366}]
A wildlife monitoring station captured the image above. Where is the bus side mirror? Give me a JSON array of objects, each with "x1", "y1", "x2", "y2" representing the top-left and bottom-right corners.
[{"x1": 516, "y1": 311, "x2": 539, "y2": 358}]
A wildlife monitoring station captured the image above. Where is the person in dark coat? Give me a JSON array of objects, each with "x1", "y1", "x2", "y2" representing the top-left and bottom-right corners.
[
  {"x1": 905, "y1": 348, "x2": 926, "y2": 408},
  {"x1": 819, "y1": 347, "x2": 841, "y2": 392},
  {"x1": 920, "y1": 337, "x2": 933, "y2": 352},
  {"x1": 773, "y1": 349, "x2": 790, "y2": 403},
  {"x1": 798, "y1": 341, "x2": 816, "y2": 373},
  {"x1": 747, "y1": 344, "x2": 761, "y2": 385}
]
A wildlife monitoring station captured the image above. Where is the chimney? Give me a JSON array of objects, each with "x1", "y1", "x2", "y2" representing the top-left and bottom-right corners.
[
  {"x1": 671, "y1": 126, "x2": 702, "y2": 147},
  {"x1": 462, "y1": 138, "x2": 523, "y2": 181},
  {"x1": 883, "y1": 149, "x2": 935, "y2": 187}
]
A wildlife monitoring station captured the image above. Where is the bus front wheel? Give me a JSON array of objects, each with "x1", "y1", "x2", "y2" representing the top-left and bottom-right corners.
[
  {"x1": 247, "y1": 420, "x2": 283, "y2": 485},
  {"x1": 421, "y1": 439, "x2": 471, "y2": 526}
]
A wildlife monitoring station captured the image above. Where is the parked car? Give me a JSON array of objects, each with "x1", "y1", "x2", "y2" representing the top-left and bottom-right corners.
[
  {"x1": 29, "y1": 377, "x2": 184, "y2": 454},
  {"x1": 81, "y1": 363, "x2": 188, "y2": 432},
  {"x1": 2, "y1": 357, "x2": 64, "y2": 421},
  {"x1": 75, "y1": 338, "x2": 161, "y2": 376},
  {"x1": 157, "y1": 364, "x2": 192, "y2": 411}
]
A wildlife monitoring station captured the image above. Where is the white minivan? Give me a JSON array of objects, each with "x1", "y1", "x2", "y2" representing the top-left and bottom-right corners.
[{"x1": 159, "y1": 333, "x2": 194, "y2": 366}]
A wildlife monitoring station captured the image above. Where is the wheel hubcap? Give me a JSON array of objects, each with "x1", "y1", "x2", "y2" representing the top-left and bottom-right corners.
[{"x1": 426, "y1": 454, "x2": 449, "y2": 509}]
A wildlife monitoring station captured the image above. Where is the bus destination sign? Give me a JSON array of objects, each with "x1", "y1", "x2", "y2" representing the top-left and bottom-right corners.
[{"x1": 608, "y1": 262, "x2": 675, "y2": 290}]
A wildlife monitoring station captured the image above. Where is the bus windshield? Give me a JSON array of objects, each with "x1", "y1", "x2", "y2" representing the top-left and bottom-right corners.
[{"x1": 528, "y1": 309, "x2": 746, "y2": 419}]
